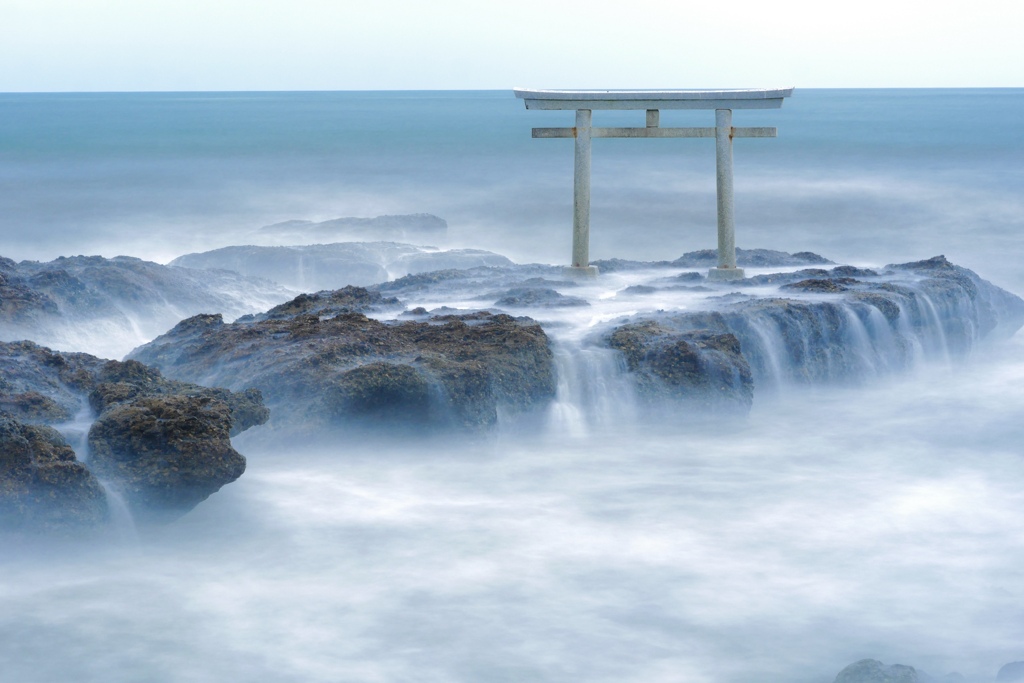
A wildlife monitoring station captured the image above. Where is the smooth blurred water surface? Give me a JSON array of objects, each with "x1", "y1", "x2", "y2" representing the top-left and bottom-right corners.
[{"x1": 1, "y1": 90, "x2": 1023, "y2": 683}]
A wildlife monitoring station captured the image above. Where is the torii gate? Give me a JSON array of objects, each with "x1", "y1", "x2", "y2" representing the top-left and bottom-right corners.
[{"x1": 514, "y1": 88, "x2": 794, "y2": 280}]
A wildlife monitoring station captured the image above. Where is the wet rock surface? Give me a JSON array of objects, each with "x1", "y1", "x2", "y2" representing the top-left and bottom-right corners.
[
  {"x1": 0, "y1": 342, "x2": 267, "y2": 527},
  {"x1": 492, "y1": 287, "x2": 590, "y2": 308},
  {"x1": 599, "y1": 256, "x2": 1024, "y2": 397},
  {"x1": 129, "y1": 288, "x2": 557, "y2": 431},
  {"x1": 87, "y1": 394, "x2": 246, "y2": 524},
  {"x1": 607, "y1": 321, "x2": 753, "y2": 410}
]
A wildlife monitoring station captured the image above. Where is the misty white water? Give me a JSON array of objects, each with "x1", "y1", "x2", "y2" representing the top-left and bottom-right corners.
[{"x1": 2, "y1": 90, "x2": 1024, "y2": 682}]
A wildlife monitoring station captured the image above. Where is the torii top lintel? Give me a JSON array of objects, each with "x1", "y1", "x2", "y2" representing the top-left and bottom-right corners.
[{"x1": 513, "y1": 87, "x2": 794, "y2": 111}]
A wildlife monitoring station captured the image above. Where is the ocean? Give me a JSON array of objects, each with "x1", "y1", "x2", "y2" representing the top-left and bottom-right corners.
[{"x1": 1, "y1": 89, "x2": 1023, "y2": 683}]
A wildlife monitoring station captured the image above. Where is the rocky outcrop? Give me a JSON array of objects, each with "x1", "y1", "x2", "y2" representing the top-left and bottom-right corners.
[
  {"x1": 129, "y1": 289, "x2": 557, "y2": 431},
  {"x1": 492, "y1": 287, "x2": 589, "y2": 309},
  {"x1": 87, "y1": 394, "x2": 245, "y2": 524},
  {"x1": 0, "y1": 254, "x2": 292, "y2": 358},
  {"x1": 599, "y1": 256, "x2": 1024, "y2": 401},
  {"x1": 607, "y1": 321, "x2": 753, "y2": 410},
  {"x1": 834, "y1": 659, "x2": 921, "y2": 683},
  {"x1": 170, "y1": 242, "x2": 513, "y2": 291},
  {"x1": 591, "y1": 248, "x2": 832, "y2": 273},
  {"x1": 0, "y1": 414, "x2": 108, "y2": 533},
  {"x1": 0, "y1": 342, "x2": 267, "y2": 527},
  {"x1": 235, "y1": 285, "x2": 401, "y2": 322}
]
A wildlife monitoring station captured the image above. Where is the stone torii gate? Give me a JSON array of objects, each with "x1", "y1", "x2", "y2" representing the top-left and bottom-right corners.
[{"x1": 513, "y1": 88, "x2": 794, "y2": 279}]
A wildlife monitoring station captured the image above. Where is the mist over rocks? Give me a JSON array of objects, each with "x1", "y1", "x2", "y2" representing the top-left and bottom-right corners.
[
  {"x1": 591, "y1": 248, "x2": 833, "y2": 273},
  {"x1": 128, "y1": 292, "x2": 557, "y2": 432},
  {"x1": 169, "y1": 242, "x2": 513, "y2": 291},
  {"x1": 257, "y1": 213, "x2": 448, "y2": 243},
  {"x1": 0, "y1": 342, "x2": 268, "y2": 529},
  {"x1": 832, "y1": 659, "x2": 972, "y2": 683},
  {"x1": 0, "y1": 254, "x2": 293, "y2": 358}
]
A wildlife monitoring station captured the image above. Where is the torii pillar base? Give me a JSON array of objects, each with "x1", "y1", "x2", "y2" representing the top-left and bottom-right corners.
[
  {"x1": 564, "y1": 265, "x2": 599, "y2": 278},
  {"x1": 707, "y1": 266, "x2": 746, "y2": 281}
]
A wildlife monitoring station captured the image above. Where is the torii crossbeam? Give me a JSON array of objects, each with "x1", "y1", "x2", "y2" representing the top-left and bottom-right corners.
[{"x1": 514, "y1": 88, "x2": 794, "y2": 279}]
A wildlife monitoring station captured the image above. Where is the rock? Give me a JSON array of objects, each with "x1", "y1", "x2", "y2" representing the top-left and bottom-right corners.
[
  {"x1": 0, "y1": 343, "x2": 268, "y2": 527},
  {"x1": 0, "y1": 414, "x2": 107, "y2": 533},
  {"x1": 834, "y1": 659, "x2": 920, "y2": 683},
  {"x1": 236, "y1": 286, "x2": 401, "y2": 322},
  {"x1": 129, "y1": 304, "x2": 557, "y2": 432},
  {"x1": 87, "y1": 395, "x2": 246, "y2": 523},
  {"x1": 997, "y1": 662, "x2": 1024, "y2": 681},
  {"x1": 493, "y1": 287, "x2": 590, "y2": 308},
  {"x1": 781, "y1": 277, "x2": 860, "y2": 293},
  {"x1": 607, "y1": 321, "x2": 753, "y2": 410},
  {"x1": 673, "y1": 248, "x2": 833, "y2": 268},
  {"x1": 598, "y1": 257, "x2": 1024, "y2": 395}
]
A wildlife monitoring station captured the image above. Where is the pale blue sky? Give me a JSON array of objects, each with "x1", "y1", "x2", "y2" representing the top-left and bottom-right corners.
[{"x1": 2, "y1": 0, "x2": 1021, "y2": 91}]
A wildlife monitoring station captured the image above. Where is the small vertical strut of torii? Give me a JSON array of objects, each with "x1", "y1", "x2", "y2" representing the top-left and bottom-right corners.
[{"x1": 514, "y1": 88, "x2": 794, "y2": 279}]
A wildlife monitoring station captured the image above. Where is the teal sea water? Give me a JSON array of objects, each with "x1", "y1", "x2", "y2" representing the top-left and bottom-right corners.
[
  {"x1": 2, "y1": 89, "x2": 1023, "y2": 290},
  {"x1": 2, "y1": 90, "x2": 1024, "y2": 683}
]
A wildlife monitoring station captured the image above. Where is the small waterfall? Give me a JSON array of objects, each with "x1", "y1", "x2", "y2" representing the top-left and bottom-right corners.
[
  {"x1": 55, "y1": 403, "x2": 94, "y2": 458},
  {"x1": 546, "y1": 340, "x2": 638, "y2": 437},
  {"x1": 96, "y1": 479, "x2": 140, "y2": 544},
  {"x1": 56, "y1": 404, "x2": 139, "y2": 542}
]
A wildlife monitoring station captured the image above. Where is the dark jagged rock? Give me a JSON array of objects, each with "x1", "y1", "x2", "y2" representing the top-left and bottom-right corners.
[
  {"x1": 235, "y1": 285, "x2": 401, "y2": 322},
  {"x1": 129, "y1": 304, "x2": 558, "y2": 432},
  {"x1": 0, "y1": 254, "x2": 292, "y2": 356},
  {"x1": 673, "y1": 248, "x2": 833, "y2": 268},
  {"x1": 0, "y1": 414, "x2": 108, "y2": 533},
  {"x1": 781, "y1": 277, "x2": 860, "y2": 293},
  {"x1": 87, "y1": 395, "x2": 246, "y2": 524},
  {"x1": 0, "y1": 343, "x2": 267, "y2": 527},
  {"x1": 607, "y1": 321, "x2": 753, "y2": 410},
  {"x1": 834, "y1": 659, "x2": 919, "y2": 683},
  {"x1": 493, "y1": 287, "x2": 590, "y2": 308}
]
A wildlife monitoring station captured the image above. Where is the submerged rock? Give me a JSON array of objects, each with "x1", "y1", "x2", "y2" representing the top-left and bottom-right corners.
[
  {"x1": 492, "y1": 287, "x2": 590, "y2": 308},
  {"x1": 129, "y1": 291, "x2": 557, "y2": 431},
  {"x1": 997, "y1": 662, "x2": 1024, "y2": 682},
  {"x1": 834, "y1": 659, "x2": 920, "y2": 683},
  {"x1": 171, "y1": 242, "x2": 513, "y2": 291},
  {"x1": 0, "y1": 414, "x2": 108, "y2": 533},
  {"x1": 0, "y1": 342, "x2": 267, "y2": 527}
]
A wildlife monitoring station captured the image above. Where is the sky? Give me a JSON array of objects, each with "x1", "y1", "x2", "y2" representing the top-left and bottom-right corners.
[{"x1": 1, "y1": 0, "x2": 1022, "y2": 91}]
